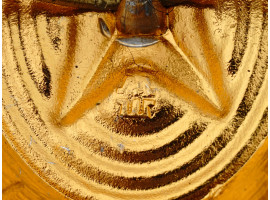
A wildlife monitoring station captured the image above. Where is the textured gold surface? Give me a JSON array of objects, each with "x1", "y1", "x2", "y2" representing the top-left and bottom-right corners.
[
  {"x1": 2, "y1": 0, "x2": 268, "y2": 199},
  {"x1": 3, "y1": 136, "x2": 267, "y2": 199},
  {"x1": 2, "y1": 135, "x2": 67, "y2": 200},
  {"x1": 205, "y1": 137, "x2": 268, "y2": 200}
]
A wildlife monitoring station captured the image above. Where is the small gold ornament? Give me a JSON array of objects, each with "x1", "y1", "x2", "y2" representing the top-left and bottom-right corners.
[{"x1": 2, "y1": 0, "x2": 267, "y2": 199}]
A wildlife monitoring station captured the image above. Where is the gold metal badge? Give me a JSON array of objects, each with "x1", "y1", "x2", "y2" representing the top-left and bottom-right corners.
[{"x1": 2, "y1": 0, "x2": 268, "y2": 199}]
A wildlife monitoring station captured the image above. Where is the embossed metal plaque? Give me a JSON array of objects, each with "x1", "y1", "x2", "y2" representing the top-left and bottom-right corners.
[{"x1": 2, "y1": 0, "x2": 268, "y2": 199}]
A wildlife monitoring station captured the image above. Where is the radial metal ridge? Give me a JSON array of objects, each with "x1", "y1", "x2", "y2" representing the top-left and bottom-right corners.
[{"x1": 2, "y1": 0, "x2": 268, "y2": 199}]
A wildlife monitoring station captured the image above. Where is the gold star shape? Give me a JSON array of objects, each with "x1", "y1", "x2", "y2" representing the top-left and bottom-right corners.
[{"x1": 46, "y1": 0, "x2": 231, "y2": 126}]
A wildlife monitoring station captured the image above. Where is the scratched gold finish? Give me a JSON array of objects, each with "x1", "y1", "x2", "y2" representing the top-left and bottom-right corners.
[{"x1": 2, "y1": 0, "x2": 268, "y2": 199}]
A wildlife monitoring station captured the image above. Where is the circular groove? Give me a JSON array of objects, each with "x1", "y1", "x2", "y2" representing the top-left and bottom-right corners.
[{"x1": 2, "y1": 0, "x2": 268, "y2": 199}]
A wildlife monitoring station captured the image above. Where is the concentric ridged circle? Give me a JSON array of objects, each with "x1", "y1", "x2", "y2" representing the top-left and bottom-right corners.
[{"x1": 2, "y1": 0, "x2": 267, "y2": 199}]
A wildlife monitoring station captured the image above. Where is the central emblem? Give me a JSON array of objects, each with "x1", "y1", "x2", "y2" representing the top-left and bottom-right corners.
[
  {"x1": 115, "y1": 76, "x2": 156, "y2": 118},
  {"x1": 48, "y1": 0, "x2": 232, "y2": 127},
  {"x1": 95, "y1": 73, "x2": 184, "y2": 136}
]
